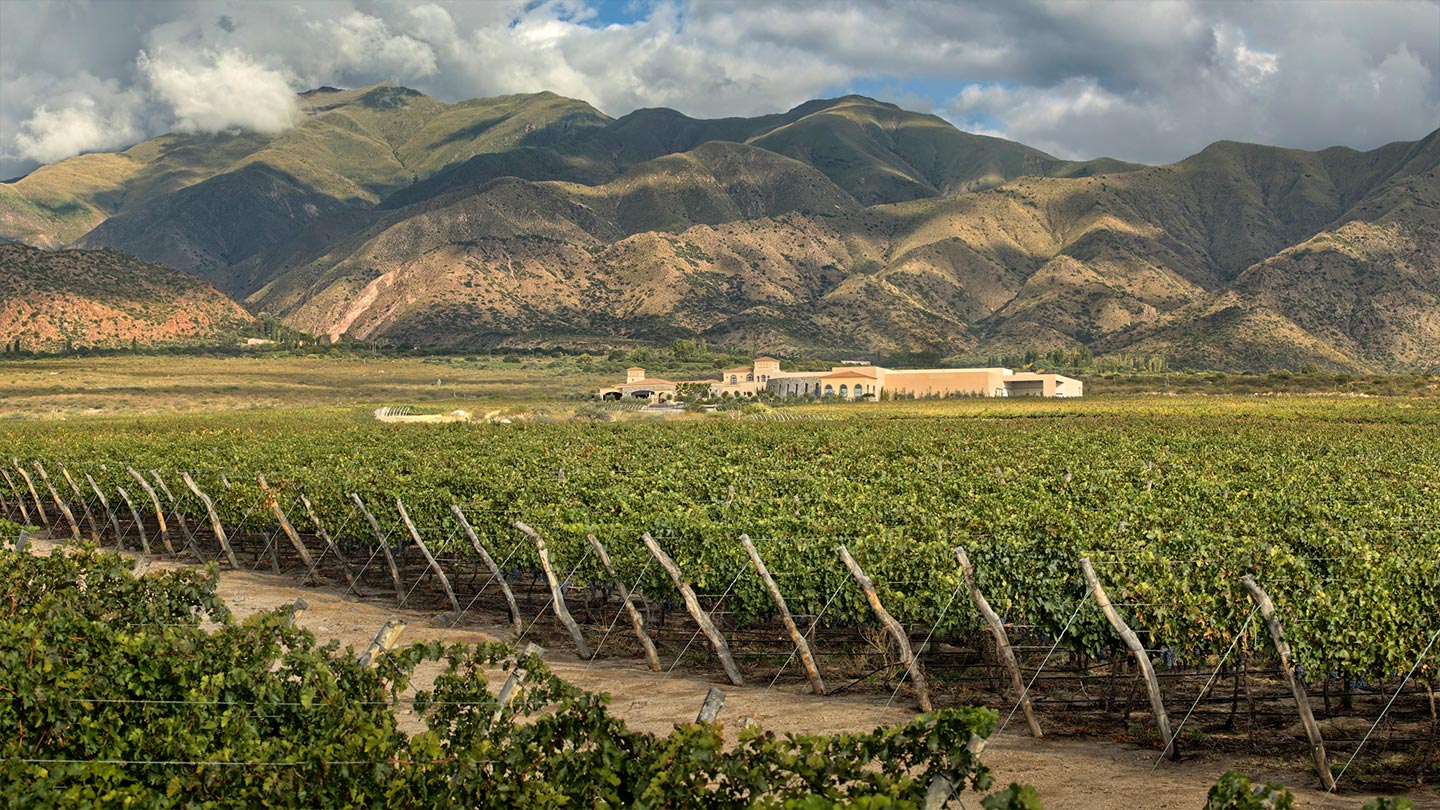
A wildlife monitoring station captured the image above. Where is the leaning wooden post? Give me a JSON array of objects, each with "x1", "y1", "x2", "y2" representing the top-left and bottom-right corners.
[
  {"x1": 33, "y1": 462, "x2": 81, "y2": 542},
  {"x1": 84, "y1": 473, "x2": 124, "y2": 548},
  {"x1": 588, "y1": 533, "x2": 661, "y2": 671},
  {"x1": 257, "y1": 476, "x2": 318, "y2": 577},
  {"x1": 115, "y1": 486, "x2": 152, "y2": 555},
  {"x1": 642, "y1": 532, "x2": 744, "y2": 686},
  {"x1": 59, "y1": 464, "x2": 101, "y2": 543},
  {"x1": 1080, "y1": 558, "x2": 1176, "y2": 760},
  {"x1": 957, "y1": 546, "x2": 1041, "y2": 737},
  {"x1": 3, "y1": 469, "x2": 33, "y2": 525},
  {"x1": 492, "y1": 643, "x2": 545, "y2": 725},
  {"x1": 299, "y1": 493, "x2": 359, "y2": 588},
  {"x1": 182, "y1": 472, "x2": 240, "y2": 569},
  {"x1": 742, "y1": 535, "x2": 826, "y2": 695},
  {"x1": 151, "y1": 470, "x2": 201, "y2": 558},
  {"x1": 452, "y1": 505, "x2": 523, "y2": 635},
  {"x1": 838, "y1": 545, "x2": 931, "y2": 712},
  {"x1": 12, "y1": 460, "x2": 47, "y2": 524},
  {"x1": 1241, "y1": 575, "x2": 1336, "y2": 790},
  {"x1": 696, "y1": 687, "x2": 726, "y2": 722},
  {"x1": 358, "y1": 617, "x2": 407, "y2": 668},
  {"x1": 515, "y1": 521, "x2": 592, "y2": 659},
  {"x1": 127, "y1": 467, "x2": 174, "y2": 556},
  {"x1": 397, "y1": 498, "x2": 461, "y2": 618},
  {"x1": 351, "y1": 493, "x2": 405, "y2": 606}
]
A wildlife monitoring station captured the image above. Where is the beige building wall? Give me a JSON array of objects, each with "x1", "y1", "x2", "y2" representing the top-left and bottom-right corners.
[{"x1": 881, "y1": 368, "x2": 1010, "y2": 398}]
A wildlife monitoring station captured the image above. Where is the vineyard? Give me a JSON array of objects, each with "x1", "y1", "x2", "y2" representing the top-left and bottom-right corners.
[{"x1": 2, "y1": 395, "x2": 1438, "y2": 800}]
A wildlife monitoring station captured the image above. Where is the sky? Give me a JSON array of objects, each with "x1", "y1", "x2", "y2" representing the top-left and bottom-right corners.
[{"x1": 1, "y1": 0, "x2": 1437, "y2": 178}]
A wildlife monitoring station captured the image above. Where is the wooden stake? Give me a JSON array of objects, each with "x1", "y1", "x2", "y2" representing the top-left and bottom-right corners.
[
  {"x1": 257, "y1": 476, "x2": 317, "y2": 577},
  {"x1": 127, "y1": 467, "x2": 174, "y2": 556},
  {"x1": 85, "y1": 473, "x2": 124, "y2": 548},
  {"x1": 181, "y1": 472, "x2": 240, "y2": 569},
  {"x1": 1242, "y1": 575, "x2": 1336, "y2": 790},
  {"x1": 957, "y1": 546, "x2": 1041, "y2": 737},
  {"x1": 287, "y1": 598, "x2": 309, "y2": 625},
  {"x1": 351, "y1": 493, "x2": 405, "y2": 606},
  {"x1": 397, "y1": 498, "x2": 461, "y2": 617},
  {"x1": 358, "y1": 617, "x2": 407, "y2": 668},
  {"x1": 588, "y1": 533, "x2": 661, "y2": 671},
  {"x1": 696, "y1": 687, "x2": 726, "y2": 722},
  {"x1": 115, "y1": 486, "x2": 152, "y2": 555},
  {"x1": 151, "y1": 470, "x2": 200, "y2": 558},
  {"x1": 452, "y1": 505, "x2": 523, "y2": 636},
  {"x1": 493, "y1": 643, "x2": 544, "y2": 725},
  {"x1": 1081, "y1": 558, "x2": 1176, "y2": 760},
  {"x1": 838, "y1": 545, "x2": 931, "y2": 712},
  {"x1": 11, "y1": 459, "x2": 47, "y2": 524},
  {"x1": 59, "y1": 464, "x2": 101, "y2": 543},
  {"x1": 515, "y1": 521, "x2": 592, "y2": 659},
  {"x1": 299, "y1": 493, "x2": 359, "y2": 588},
  {"x1": 33, "y1": 462, "x2": 81, "y2": 542},
  {"x1": 3, "y1": 469, "x2": 33, "y2": 525},
  {"x1": 642, "y1": 532, "x2": 744, "y2": 686},
  {"x1": 742, "y1": 535, "x2": 825, "y2": 695}
]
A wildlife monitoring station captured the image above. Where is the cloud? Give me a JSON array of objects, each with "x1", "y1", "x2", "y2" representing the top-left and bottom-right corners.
[
  {"x1": 6, "y1": 74, "x2": 146, "y2": 165},
  {"x1": 0, "y1": 0, "x2": 1436, "y2": 177},
  {"x1": 139, "y1": 48, "x2": 298, "y2": 135}
]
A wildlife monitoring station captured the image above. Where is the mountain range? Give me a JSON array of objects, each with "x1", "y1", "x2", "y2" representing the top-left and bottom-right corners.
[{"x1": 1, "y1": 83, "x2": 1435, "y2": 371}]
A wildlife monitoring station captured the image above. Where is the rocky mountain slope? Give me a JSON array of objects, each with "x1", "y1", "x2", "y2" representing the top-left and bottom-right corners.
[
  {"x1": 1, "y1": 84, "x2": 1434, "y2": 371},
  {"x1": 0, "y1": 244, "x2": 255, "y2": 351}
]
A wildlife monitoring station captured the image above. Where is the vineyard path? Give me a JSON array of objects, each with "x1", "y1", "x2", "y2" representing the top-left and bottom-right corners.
[{"x1": 30, "y1": 538, "x2": 1430, "y2": 810}]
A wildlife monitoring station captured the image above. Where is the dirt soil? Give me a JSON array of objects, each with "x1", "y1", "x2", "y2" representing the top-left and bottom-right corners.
[{"x1": 30, "y1": 539, "x2": 1435, "y2": 810}]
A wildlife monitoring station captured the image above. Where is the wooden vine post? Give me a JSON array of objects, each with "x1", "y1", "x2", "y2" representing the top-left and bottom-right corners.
[
  {"x1": 299, "y1": 493, "x2": 359, "y2": 588},
  {"x1": 493, "y1": 643, "x2": 545, "y2": 725},
  {"x1": 838, "y1": 545, "x2": 931, "y2": 712},
  {"x1": 3, "y1": 469, "x2": 33, "y2": 525},
  {"x1": 451, "y1": 506, "x2": 524, "y2": 636},
  {"x1": 151, "y1": 470, "x2": 201, "y2": 557},
  {"x1": 84, "y1": 473, "x2": 125, "y2": 548},
  {"x1": 696, "y1": 687, "x2": 726, "y2": 723},
  {"x1": 256, "y1": 476, "x2": 317, "y2": 577},
  {"x1": 515, "y1": 521, "x2": 592, "y2": 659},
  {"x1": 181, "y1": 472, "x2": 240, "y2": 569},
  {"x1": 350, "y1": 493, "x2": 405, "y2": 606},
  {"x1": 396, "y1": 498, "x2": 461, "y2": 618},
  {"x1": 126, "y1": 467, "x2": 174, "y2": 556},
  {"x1": 1080, "y1": 557, "x2": 1177, "y2": 760},
  {"x1": 58, "y1": 464, "x2": 101, "y2": 543},
  {"x1": 642, "y1": 532, "x2": 744, "y2": 686},
  {"x1": 742, "y1": 535, "x2": 826, "y2": 695},
  {"x1": 114, "y1": 486, "x2": 152, "y2": 555},
  {"x1": 12, "y1": 460, "x2": 48, "y2": 524},
  {"x1": 358, "y1": 617, "x2": 407, "y2": 668},
  {"x1": 956, "y1": 546, "x2": 1041, "y2": 737},
  {"x1": 33, "y1": 462, "x2": 82, "y2": 542},
  {"x1": 587, "y1": 533, "x2": 661, "y2": 671},
  {"x1": 1241, "y1": 575, "x2": 1336, "y2": 790}
]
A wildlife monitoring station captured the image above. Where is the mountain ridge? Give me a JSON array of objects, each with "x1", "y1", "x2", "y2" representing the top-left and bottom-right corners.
[{"x1": 1, "y1": 83, "x2": 1435, "y2": 372}]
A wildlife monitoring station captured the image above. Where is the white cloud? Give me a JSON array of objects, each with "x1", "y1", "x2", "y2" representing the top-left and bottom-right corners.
[
  {"x1": 0, "y1": 0, "x2": 1436, "y2": 176},
  {"x1": 12, "y1": 96, "x2": 144, "y2": 164},
  {"x1": 7, "y1": 75, "x2": 145, "y2": 164},
  {"x1": 138, "y1": 48, "x2": 298, "y2": 135}
]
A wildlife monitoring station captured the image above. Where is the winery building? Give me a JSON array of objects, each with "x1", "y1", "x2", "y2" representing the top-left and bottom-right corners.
[{"x1": 599, "y1": 358, "x2": 1082, "y2": 401}]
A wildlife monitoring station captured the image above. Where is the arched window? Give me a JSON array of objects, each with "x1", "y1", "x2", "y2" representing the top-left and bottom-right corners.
[
  {"x1": 839, "y1": 384, "x2": 848, "y2": 397},
  {"x1": 746, "y1": 373, "x2": 754, "y2": 382},
  {"x1": 824, "y1": 384, "x2": 833, "y2": 395},
  {"x1": 730, "y1": 375, "x2": 737, "y2": 384}
]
